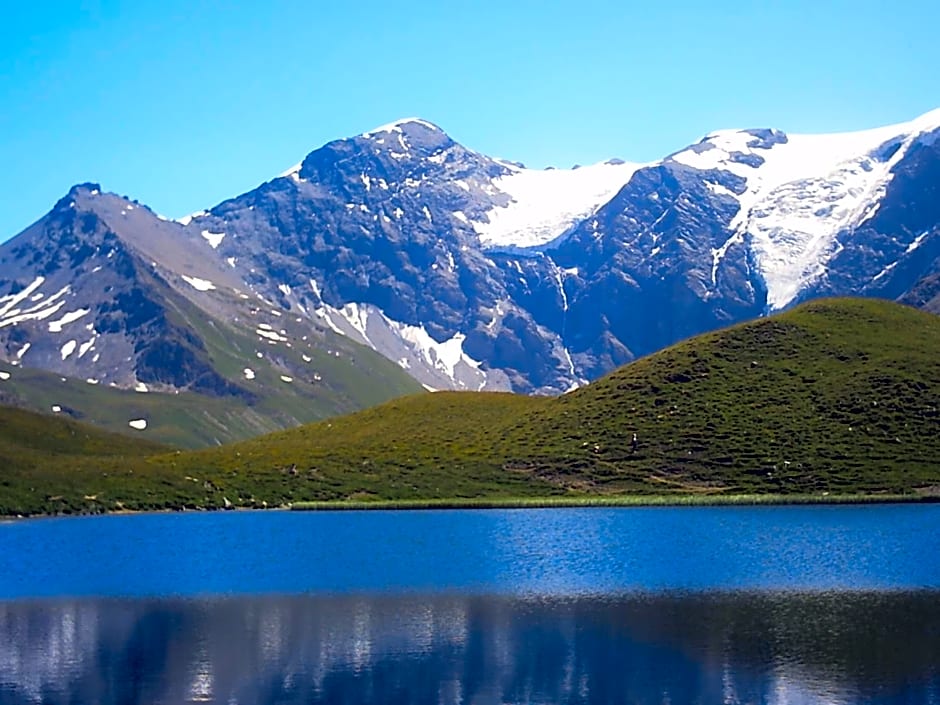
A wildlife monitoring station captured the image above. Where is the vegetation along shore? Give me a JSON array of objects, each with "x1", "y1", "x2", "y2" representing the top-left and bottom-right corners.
[{"x1": 1, "y1": 298, "x2": 937, "y2": 517}]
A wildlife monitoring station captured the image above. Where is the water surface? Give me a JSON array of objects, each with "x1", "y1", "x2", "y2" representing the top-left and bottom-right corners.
[
  {"x1": 0, "y1": 505, "x2": 937, "y2": 704},
  {"x1": 1, "y1": 504, "x2": 937, "y2": 598}
]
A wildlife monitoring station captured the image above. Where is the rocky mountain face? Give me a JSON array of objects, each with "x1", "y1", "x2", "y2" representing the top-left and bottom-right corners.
[
  {"x1": 900, "y1": 272, "x2": 940, "y2": 314},
  {"x1": 2, "y1": 111, "x2": 938, "y2": 408},
  {"x1": 0, "y1": 183, "x2": 421, "y2": 444}
]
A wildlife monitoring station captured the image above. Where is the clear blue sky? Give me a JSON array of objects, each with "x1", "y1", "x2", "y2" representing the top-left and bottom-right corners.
[{"x1": 2, "y1": 0, "x2": 939, "y2": 239}]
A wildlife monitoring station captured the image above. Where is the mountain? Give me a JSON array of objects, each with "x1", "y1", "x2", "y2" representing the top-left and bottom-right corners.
[
  {"x1": 175, "y1": 110, "x2": 940, "y2": 389},
  {"x1": 1, "y1": 110, "x2": 938, "y2": 409},
  {"x1": 0, "y1": 184, "x2": 421, "y2": 445},
  {"x1": 4, "y1": 299, "x2": 937, "y2": 515},
  {"x1": 900, "y1": 271, "x2": 940, "y2": 313}
]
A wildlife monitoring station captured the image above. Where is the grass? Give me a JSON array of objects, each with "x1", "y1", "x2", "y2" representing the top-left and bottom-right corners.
[
  {"x1": 1, "y1": 298, "x2": 938, "y2": 516},
  {"x1": 0, "y1": 405, "x2": 173, "y2": 516}
]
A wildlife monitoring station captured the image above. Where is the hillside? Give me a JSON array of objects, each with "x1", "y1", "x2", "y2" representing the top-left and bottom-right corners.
[
  {"x1": 0, "y1": 406, "x2": 171, "y2": 516},
  {"x1": 1, "y1": 299, "x2": 938, "y2": 515}
]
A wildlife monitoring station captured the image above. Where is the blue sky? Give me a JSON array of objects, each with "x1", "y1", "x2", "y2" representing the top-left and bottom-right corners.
[{"x1": 2, "y1": 0, "x2": 939, "y2": 239}]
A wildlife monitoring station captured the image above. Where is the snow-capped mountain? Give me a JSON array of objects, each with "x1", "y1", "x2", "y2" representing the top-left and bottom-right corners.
[
  {"x1": 664, "y1": 109, "x2": 940, "y2": 309},
  {"x1": 1, "y1": 110, "x2": 938, "y2": 404}
]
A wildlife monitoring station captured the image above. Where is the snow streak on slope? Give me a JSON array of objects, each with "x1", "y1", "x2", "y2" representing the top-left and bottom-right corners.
[
  {"x1": 313, "y1": 301, "x2": 495, "y2": 392},
  {"x1": 672, "y1": 108, "x2": 940, "y2": 309},
  {"x1": 0, "y1": 279, "x2": 75, "y2": 331},
  {"x1": 473, "y1": 160, "x2": 642, "y2": 249}
]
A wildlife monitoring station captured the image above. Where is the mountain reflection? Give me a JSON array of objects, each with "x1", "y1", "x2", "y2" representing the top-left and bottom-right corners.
[{"x1": 0, "y1": 592, "x2": 938, "y2": 704}]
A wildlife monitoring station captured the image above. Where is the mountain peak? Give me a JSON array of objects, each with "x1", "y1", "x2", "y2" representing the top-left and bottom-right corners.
[
  {"x1": 51, "y1": 182, "x2": 103, "y2": 211},
  {"x1": 67, "y1": 182, "x2": 103, "y2": 198},
  {"x1": 361, "y1": 117, "x2": 443, "y2": 137}
]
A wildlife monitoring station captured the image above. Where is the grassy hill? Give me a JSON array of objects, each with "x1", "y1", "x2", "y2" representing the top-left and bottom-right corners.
[
  {"x1": 0, "y1": 406, "x2": 172, "y2": 515},
  {"x1": 2, "y1": 298, "x2": 938, "y2": 515}
]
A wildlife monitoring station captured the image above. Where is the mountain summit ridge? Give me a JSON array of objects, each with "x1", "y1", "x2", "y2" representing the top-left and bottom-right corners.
[{"x1": 1, "y1": 108, "x2": 938, "y2": 403}]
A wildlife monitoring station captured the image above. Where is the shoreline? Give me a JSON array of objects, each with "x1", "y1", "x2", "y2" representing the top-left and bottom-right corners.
[
  {"x1": 289, "y1": 493, "x2": 939, "y2": 511},
  {"x1": 1, "y1": 493, "x2": 936, "y2": 521}
]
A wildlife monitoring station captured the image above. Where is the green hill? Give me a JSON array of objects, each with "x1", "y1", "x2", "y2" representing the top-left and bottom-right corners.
[
  {"x1": 0, "y1": 406, "x2": 172, "y2": 515},
  {"x1": 2, "y1": 298, "x2": 938, "y2": 515}
]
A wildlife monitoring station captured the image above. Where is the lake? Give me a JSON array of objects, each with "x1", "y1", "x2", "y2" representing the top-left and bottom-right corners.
[{"x1": 0, "y1": 505, "x2": 938, "y2": 703}]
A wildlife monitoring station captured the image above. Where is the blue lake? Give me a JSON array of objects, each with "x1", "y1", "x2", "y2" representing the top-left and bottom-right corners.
[{"x1": 0, "y1": 505, "x2": 938, "y2": 703}]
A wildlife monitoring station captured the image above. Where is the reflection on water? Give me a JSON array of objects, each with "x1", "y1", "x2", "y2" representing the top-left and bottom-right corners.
[
  {"x1": 1, "y1": 591, "x2": 937, "y2": 704},
  {"x1": 2, "y1": 507, "x2": 938, "y2": 703}
]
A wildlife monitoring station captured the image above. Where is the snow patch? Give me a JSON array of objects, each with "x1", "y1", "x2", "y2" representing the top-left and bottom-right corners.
[
  {"x1": 60, "y1": 340, "x2": 77, "y2": 360},
  {"x1": 392, "y1": 324, "x2": 481, "y2": 383},
  {"x1": 363, "y1": 117, "x2": 439, "y2": 136},
  {"x1": 486, "y1": 300, "x2": 506, "y2": 331},
  {"x1": 200, "y1": 230, "x2": 225, "y2": 249},
  {"x1": 561, "y1": 346, "x2": 577, "y2": 377},
  {"x1": 904, "y1": 230, "x2": 931, "y2": 254},
  {"x1": 0, "y1": 299, "x2": 66, "y2": 328},
  {"x1": 48, "y1": 308, "x2": 90, "y2": 333},
  {"x1": 177, "y1": 211, "x2": 207, "y2": 226},
  {"x1": 709, "y1": 232, "x2": 744, "y2": 287},
  {"x1": 256, "y1": 328, "x2": 288, "y2": 343},
  {"x1": 0, "y1": 371, "x2": 9, "y2": 380},
  {"x1": 135, "y1": 382, "x2": 149, "y2": 393},
  {"x1": 0, "y1": 277, "x2": 45, "y2": 318},
  {"x1": 474, "y1": 160, "x2": 641, "y2": 249},
  {"x1": 550, "y1": 262, "x2": 569, "y2": 312},
  {"x1": 243, "y1": 368, "x2": 255, "y2": 380},
  {"x1": 279, "y1": 162, "x2": 304, "y2": 181},
  {"x1": 182, "y1": 275, "x2": 216, "y2": 291},
  {"x1": 128, "y1": 419, "x2": 147, "y2": 430},
  {"x1": 338, "y1": 303, "x2": 373, "y2": 345},
  {"x1": 706, "y1": 181, "x2": 738, "y2": 199},
  {"x1": 317, "y1": 301, "x2": 488, "y2": 389},
  {"x1": 280, "y1": 375, "x2": 293, "y2": 383},
  {"x1": 315, "y1": 308, "x2": 345, "y2": 335}
]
